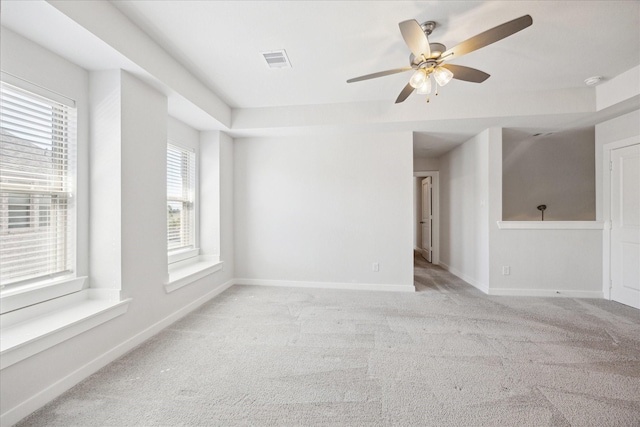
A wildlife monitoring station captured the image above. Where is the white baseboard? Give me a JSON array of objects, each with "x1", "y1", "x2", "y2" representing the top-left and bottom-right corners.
[
  {"x1": 437, "y1": 262, "x2": 604, "y2": 298},
  {"x1": 1, "y1": 279, "x2": 234, "y2": 427},
  {"x1": 488, "y1": 288, "x2": 604, "y2": 298},
  {"x1": 438, "y1": 262, "x2": 489, "y2": 294},
  {"x1": 235, "y1": 278, "x2": 415, "y2": 293}
]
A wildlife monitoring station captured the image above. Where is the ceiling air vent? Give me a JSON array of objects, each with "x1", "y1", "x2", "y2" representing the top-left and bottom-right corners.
[{"x1": 261, "y1": 49, "x2": 292, "y2": 69}]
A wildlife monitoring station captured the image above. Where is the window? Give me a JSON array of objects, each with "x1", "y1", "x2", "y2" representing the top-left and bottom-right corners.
[
  {"x1": 0, "y1": 81, "x2": 76, "y2": 288},
  {"x1": 167, "y1": 143, "x2": 195, "y2": 260}
]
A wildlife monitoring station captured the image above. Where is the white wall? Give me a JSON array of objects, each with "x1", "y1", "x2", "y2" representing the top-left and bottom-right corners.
[
  {"x1": 199, "y1": 130, "x2": 235, "y2": 262},
  {"x1": 413, "y1": 157, "x2": 440, "y2": 171},
  {"x1": 0, "y1": 32, "x2": 235, "y2": 424},
  {"x1": 219, "y1": 132, "x2": 235, "y2": 274},
  {"x1": 502, "y1": 127, "x2": 596, "y2": 221},
  {"x1": 169, "y1": 116, "x2": 200, "y2": 150},
  {"x1": 234, "y1": 132, "x2": 414, "y2": 290},
  {"x1": 488, "y1": 228, "x2": 603, "y2": 296},
  {"x1": 438, "y1": 129, "x2": 492, "y2": 292}
]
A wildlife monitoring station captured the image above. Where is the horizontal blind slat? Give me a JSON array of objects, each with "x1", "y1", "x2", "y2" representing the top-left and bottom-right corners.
[
  {"x1": 0, "y1": 81, "x2": 75, "y2": 287},
  {"x1": 167, "y1": 143, "x2": 195, "y2": 254}
]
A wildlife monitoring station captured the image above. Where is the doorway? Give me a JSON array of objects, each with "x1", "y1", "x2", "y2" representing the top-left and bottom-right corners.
[
  {"x1": 421, "y1": 177, "x2": 433, "y2": 262},
  {"x1": 414, "y1": 171, "x2": 439, "y2": 265}
]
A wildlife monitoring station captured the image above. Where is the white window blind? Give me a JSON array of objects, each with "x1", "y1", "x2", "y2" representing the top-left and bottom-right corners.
[
  {"x1": 0, "y1": 81, "x2": 76, "y2": 287},
  {"x1": 167, "y1": 143, "x2": 195, "y2": 253}
]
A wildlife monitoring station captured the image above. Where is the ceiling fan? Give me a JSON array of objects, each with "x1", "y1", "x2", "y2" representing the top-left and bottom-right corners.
[{"x1": 347, "y1": 15, "x2": 533, "y2": 103}]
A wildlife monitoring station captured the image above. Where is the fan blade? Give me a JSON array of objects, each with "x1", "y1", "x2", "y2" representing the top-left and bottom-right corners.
[
  {"x1": 399, "y1": 20, "x2": 431, "y2": 58},
  {"x1": 441, "y1": 15, "x2": 532, "y2": 60},
  {"x1": 347, "y1": 67, "x2": 413, "y2": 83},
  {"x1": 440, "y1": 64, "x2": 490, "y2": 83},
  {"x1": 395, "y1": 82, "x2": 414, "y2": 104}
]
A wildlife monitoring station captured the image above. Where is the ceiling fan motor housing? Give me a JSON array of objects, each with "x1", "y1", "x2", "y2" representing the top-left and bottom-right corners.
[
  {"x1": 410, "y1": 46, "x2": 446, "y2": 66},
  {"x1": 420, "y1": 21, "x2": 436, "y2": 35}
]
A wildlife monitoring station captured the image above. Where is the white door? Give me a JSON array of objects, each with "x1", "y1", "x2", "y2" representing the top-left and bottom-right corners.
[
  {"x1": 610, "y1": 143, "x2": 640, "y2": 309},
  {"x1": 421, "y1": 177, "x2": 432, "y2": 262}
]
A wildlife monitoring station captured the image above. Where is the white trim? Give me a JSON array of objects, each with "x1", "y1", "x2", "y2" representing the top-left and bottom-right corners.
[
  {"x1": 0, "y1": 291, "x2": 131, "y2": 370},
  {"x1": 0, "y1": 70, "x2": 76, "y2": 107},
  {"x1": 496, "y1": 221, "x2": 605, "y2": 230},
  {"x1": 438, "y1": 261, "x2": 490, "y2": 294},
  {"x1": 413, "y1": 171, "x2": 440, "y2": 265},
  {"x1": 235, "y1": 279, "x2": 415, "y2": 293},
  {"x1": 168, "y1": 247, "x2": 200, "y2": 264},
  {"x1": 602, "y1": 136, "x2": 640, "y2": 301},
  {"x1": 438, "y1": 261, "x2": 603, "y2": 299},
  {"x1": 0, "y1": 276, "x2": 87, "y2": 314},
  {"x1": 488, "y1": 288, "x2": 604, "y2": 298},
  {"x1": 165, "y1": 256, "x2": 224, "y2": 293},
  {"x1": 0, "y1": 279, "x2": 234, "y2": 427}
]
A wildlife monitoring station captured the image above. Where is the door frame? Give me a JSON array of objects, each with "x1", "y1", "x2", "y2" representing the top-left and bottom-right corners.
[
  {"x1": 414, "y1": 171, "x2": 439, "y2": 265},
  {"x1": 602, "y1": 136, "x2": 639, "y2": 300}
]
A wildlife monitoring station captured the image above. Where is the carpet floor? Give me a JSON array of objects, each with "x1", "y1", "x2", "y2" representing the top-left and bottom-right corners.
[{"x1": 15, "y1": 254, "x2": 640, "y2": 426}]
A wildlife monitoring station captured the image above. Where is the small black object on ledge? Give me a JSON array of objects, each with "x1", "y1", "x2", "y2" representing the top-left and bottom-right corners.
[{"x1": 537, "y1": 204, "x2": 547, "y2": 221}]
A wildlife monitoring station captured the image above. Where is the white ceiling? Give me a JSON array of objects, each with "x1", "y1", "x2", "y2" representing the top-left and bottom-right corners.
[
  {"x1": 109, "y1": 0, "x2": 639, "y2": 108},
  {"x1": 2, "y1": 1, "x2": 639, "y2": 156}
]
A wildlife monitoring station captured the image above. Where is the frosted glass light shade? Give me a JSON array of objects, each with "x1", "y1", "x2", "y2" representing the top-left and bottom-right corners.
[
  {"x1": 409, "y1": 69, "x2": 427, "y2": 88},
  {"x1": 416, "y1": 77, "x2": 432, "y2": 95},
  {"x1": 433, "y1": 66, "x2": 454, "y2": 86}
]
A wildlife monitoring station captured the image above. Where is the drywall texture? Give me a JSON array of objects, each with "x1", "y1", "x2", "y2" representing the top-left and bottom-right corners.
[
  {"x1": 502, "y1": 128, "x2": 596, "y2": 221},
  {"x1": 233, "y1": 132, "x2": 414, "y2": 288}
]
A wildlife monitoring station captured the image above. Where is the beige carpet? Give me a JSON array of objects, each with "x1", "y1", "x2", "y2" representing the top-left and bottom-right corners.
[{"x1": 16, "y1": 253, "x2": 640, "y2": 426}]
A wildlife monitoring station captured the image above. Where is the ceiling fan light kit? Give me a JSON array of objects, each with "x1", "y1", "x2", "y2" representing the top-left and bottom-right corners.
[
  {"x1": 416, "y1": 77, "x2": 432, "y2": 95},
  {"x1": 409, "y1": 69, "x2": 428, "y2": 88},
  {"x1": 433, "y1": 66, "x2": 454, "y2": 86},
  {"x1": 347, "y1": 14, "x2": 533, "y2": 104}
]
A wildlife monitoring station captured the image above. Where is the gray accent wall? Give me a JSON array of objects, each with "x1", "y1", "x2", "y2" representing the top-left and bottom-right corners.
[{"x1": 502, "y1": 127, "x2": 596, "y2": 221}]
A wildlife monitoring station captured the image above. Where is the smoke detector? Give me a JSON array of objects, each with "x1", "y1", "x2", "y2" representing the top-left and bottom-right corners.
[{"x1": 584, "y1": 76, "x2": 603, "y2": 86}]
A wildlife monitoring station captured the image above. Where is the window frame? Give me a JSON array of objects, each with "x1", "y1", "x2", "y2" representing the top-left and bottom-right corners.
[
  {"x1": 0, "y1": 76, "x2": 80, "y2": 314},
  {"x1": 167, "y1": 141, "x2": 198, "y2": 264}
]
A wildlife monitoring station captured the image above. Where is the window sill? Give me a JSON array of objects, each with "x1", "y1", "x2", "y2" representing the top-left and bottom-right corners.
[
  {"x1": 0, "y1": 289, "x2": 131, "y2": 370},
  {"x1": 168, "y1": 247, "x2": 199, "y2": 264},
  {"x1": 165, "y1": 255, "x2": 223, "y2": 293},
  {"x1": 0, "y1": 276, "x2": 87, "y2": 315},
  {"x1": 496, "y1": 221, "x2": 605, "y2": 230}
]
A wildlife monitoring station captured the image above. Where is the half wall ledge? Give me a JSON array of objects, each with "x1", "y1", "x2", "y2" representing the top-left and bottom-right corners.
[{"x1": 497, "y1": 221, "x2": 605, "y2": 230}]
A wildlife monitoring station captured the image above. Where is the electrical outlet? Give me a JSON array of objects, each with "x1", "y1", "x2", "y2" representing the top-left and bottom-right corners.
[
  {"x1": 502, "y1": 266, "x2": 510, "y2": 275},
  {"x1": 372, "y1": 262, "x2": 379, "y2": 272}
]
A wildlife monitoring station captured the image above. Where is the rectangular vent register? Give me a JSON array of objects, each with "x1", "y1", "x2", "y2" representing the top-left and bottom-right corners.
[{"x1": 261, "y1": 49, "x2": 292, "y2": 68}]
